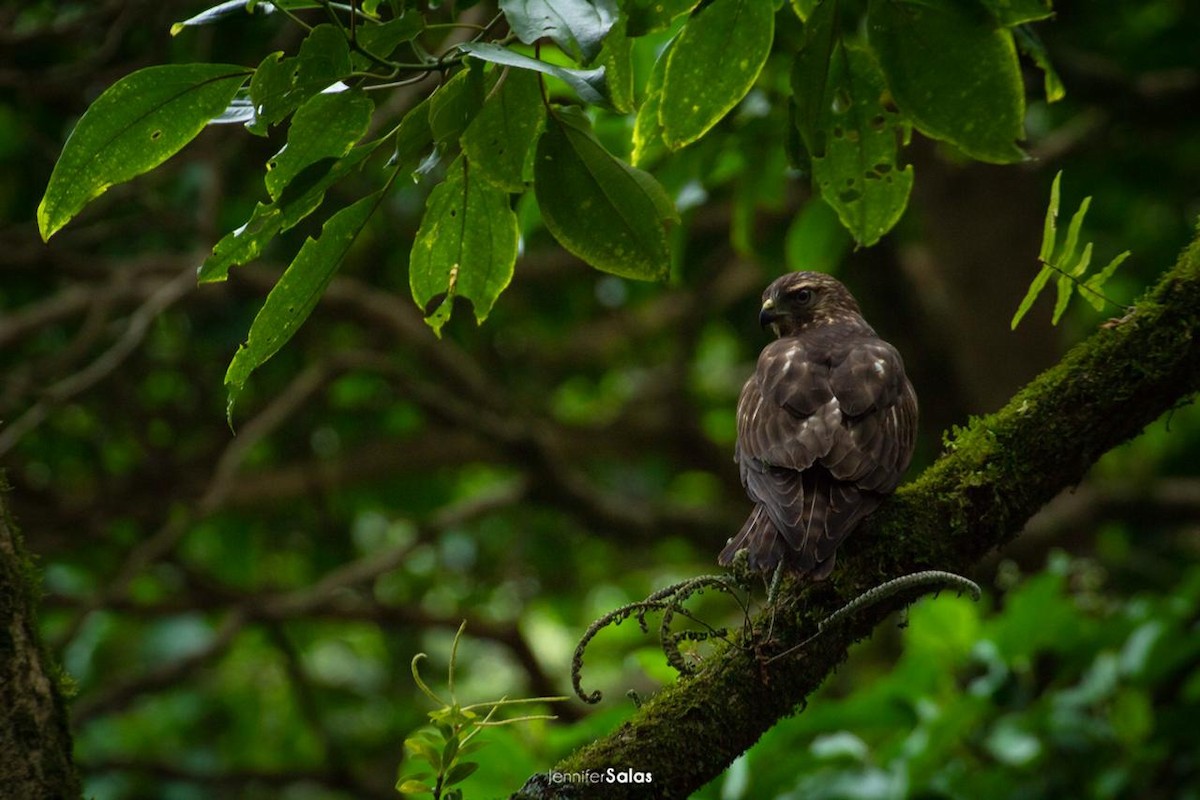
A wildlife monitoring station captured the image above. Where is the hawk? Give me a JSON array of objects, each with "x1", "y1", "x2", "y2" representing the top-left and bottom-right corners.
[{"x1": 719, "y1": 271, "x2": 918, "y2": 579}]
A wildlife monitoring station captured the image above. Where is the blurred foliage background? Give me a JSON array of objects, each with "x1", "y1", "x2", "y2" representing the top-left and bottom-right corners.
[{"x1": 2, "y1": 1, "x2": 1199, "y2": 798}]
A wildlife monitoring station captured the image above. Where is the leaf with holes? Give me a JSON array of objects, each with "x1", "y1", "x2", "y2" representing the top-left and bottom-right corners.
[
  {"x1": 225, "y1": 192, "x2": 383, "y2": 421},
  {"x1": 248, "y1": 25, "x2": 352, "y2": 134},
  {"x1": 38, "y1": 63, "x2": 249, "y2": 240},
  {"x1": 660, "y1": 0, "x2": 774, "y2": 149},
  {"x1": 410, "y1": 158, "x2": 520, "y2": 336},
  {"x1": 535, "y1": 108, "x2": 677, "y2": 280},
  {"x1": 808, "y1": 44, "x2": 913, "y2": 246}
]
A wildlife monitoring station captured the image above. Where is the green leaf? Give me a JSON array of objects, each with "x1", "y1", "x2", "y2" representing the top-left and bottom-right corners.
[
  {"x1": 404, "y1": 737, "x2": 442, "y2": 769},
  {"x1": 599, "y1": 15, "x2": 634, "y2": 114},
  {"x1": 225, "y1": 192, "x2": 382, "y2": 420},
  {"x1": 391, "y1": 97, "x2": 435, "y2": 176},
  {"x1": 790, "y1": 0, "x2": 821, "y2": 21},
  {"x1": 38, "y1": 63, "x2": 249, "y2": 240},
  {"x1": 660, "y1": 0, "x2": 774, "y2": 148},
  {"x1": 445, "y1": 761, "x2": 480, "y2": 786},
  {"x1": 1014, "y1": 26, "x2": 1065, "y2": 103},
  {"x1": 809, "y1": 44, "x2": 914, "y2": 246},
  {"x1": 870, "y1": 0, "x2": 1026, "y2": 163},
  {"x1": 499, "y1": 0, "x2": 619, "y2": 63},
  {"x1": 980, "y1": 0, "x2": 1053, "y2": 25},
  {"x1": 410, "y1": 157, "x2": 520, "y2": 335},
  {"x1": 248, "y1": 25, "x2": 352, "y2": 133},
  {"x1": 791, "y1": 0, "x2": 838, "y2": 159},
  {"x1": 171, "y1": 0, "x2": 275, "y2": 35},
  {"x1": 785, "y1": 197, "x2": 853, "y2": 274},
  {"x1": 1051, "y1": 241, "x2": 1092, "y2": 324},
  {"x1": 631, "y1": 40, "x2": 671, "y2": 167},
  {"x1": 199, "y1": 144, "x2": 377, "y2": 282},
  {"x1": 462, "y1": 69, "x2": 546, "y2": 192},
  {"x1": 534, "y1": 108, "x2": 677, "y2": 280},
  {"x1": 1039, "y1": 171, "x2": 1062, "y2": 263},
  {"x1": 1056, "y1": 194, "x2": 1092, "y2": 271},
  {"x1": 396, "y1": 778, "x2": 433, "y2": 795},
  {"x1": 429, "y1": 65, "x2": 487, "y2": 147},
  {"x1": 1011, "y1": 263, "x2": 1053, "y2": 330},
  {"x1": 266, "y1": 90, "x2": 373, "y2": 201},
  {"x1": 354, "y1": 10, "x2": 425, "y2": 64},
  {"x1": 626, "y1": 0, "x2": 700, "y2": 36},
  {"x1": 459, "y1": 43, "x2": 609, "y2": 107},
  {"x1": 1081, "y1": 251, "x2": 1130, "y2": 312}
]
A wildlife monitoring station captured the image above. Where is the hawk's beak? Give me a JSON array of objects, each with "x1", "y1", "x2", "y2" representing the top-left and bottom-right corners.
[{"x1": 759, "y1": 298, "x2": 781, "y2": 329}]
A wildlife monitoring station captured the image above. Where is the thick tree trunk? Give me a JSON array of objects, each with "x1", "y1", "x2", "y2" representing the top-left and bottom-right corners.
[
  {"x1": 0, "y1": 478, "x2": 81, "y2": 799},
  {"x1": 515, "y1": 226, "x2": 1200, "y2": 799}
]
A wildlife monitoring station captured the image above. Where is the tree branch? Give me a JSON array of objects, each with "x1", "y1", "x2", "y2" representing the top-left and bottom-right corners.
[{"x1": 515, "y1": 227, "x2": 1200, "y2": 799}]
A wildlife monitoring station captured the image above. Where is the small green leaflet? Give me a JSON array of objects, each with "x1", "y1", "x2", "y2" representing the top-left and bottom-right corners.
[
  {"x1": 38, "y1": 63, "x2": 250, "y2": 241},
  {"x1": 869, "y1": 0, "x2": 1026, "y2": 164},
  {"x1": 534, "y1": 108, "x2": 677, "y2": 281},
  {"x1": 410, "y1": 157, "x2": 520, "y2": 336},
  {"x1": 1012, "y1": 171, "x2": 1130, "y2": 329},
  {"x1": 225, "y1": 191, "x2": 383, "y2": 421},
  {"x1": 631, "y1": 39, "x2": 672, "y2": 167},
  {"x1": 499, "y1": 0, "x2": 619, "y2": 64},
  {"x1": 660, "y1": 0, "x2": 774, "y2": 149}
]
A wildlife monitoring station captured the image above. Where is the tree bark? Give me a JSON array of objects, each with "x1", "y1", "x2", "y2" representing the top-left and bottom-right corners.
[
  {"x1": 515, "y1": 226, "x2": 1200, "y2": 799},
  {"x1": 0, "y1": 477, "x2": 81, "y2": 799}
]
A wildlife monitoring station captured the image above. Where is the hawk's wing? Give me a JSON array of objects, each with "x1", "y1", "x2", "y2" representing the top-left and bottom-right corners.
[{"x1": 730, "y1": 329, "x2": 917, "y2": 573}]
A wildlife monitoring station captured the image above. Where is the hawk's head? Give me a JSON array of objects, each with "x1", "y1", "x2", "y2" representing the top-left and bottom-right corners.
[{"x1": 758, "y1": 271, "x2": 863, "y2": 338}]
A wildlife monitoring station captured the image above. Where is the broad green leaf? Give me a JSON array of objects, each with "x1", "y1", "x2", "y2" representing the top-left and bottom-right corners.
[
  {"x1": 396, "y1": 778, "x2": 433, "y2": 794},
  {"x1": 631, "y1": 40, "x2": 671, "y2": 167},
  {"x1": 1011, "y1": 263, "x2": 1053, "y2": 329},
  {"x1": 445, "y1": 761, "x2": 480, "y2": 786},
  {"x1": 248, "y1": 25, "x2": 352, "y2": 133},
  {"x1": 626, "y1": 0, "x2": 700, "y2": 36},
  {"x1": 354, "y1": 10, "x2": 425, "y2": 64},
  {"x1": 429, "y1": 65, "x2": 487, "y2": 146},
  {"x1": 404, "y1": 737, "x2": 442, "y2": 769},
  {"x1": 1039, "y1": 171, "x2": 1061, "y2": 263},
  {"x1": 980, "y1": 0, "x2": 1053, "y2": 25},
  {"x1": 38, "y1": 63, "x2": 249, "y2": 241},
  {"x1": 499, "y1": 0, "x2": 619, "y2": 63},
  {"x1": 410, "y1": 157, "x2": 520, "y2": 335},
  {"x1": 1014, "y1": 26, "x2": 1065, "y2": 103},
  {"x1": 599, "y1": 16, "x2": 634, "y2": 114},
  {"x1": 459, "y1": 43, "x2": 609, "y2": 107},
  {"x1": 462, "y1": 69, "x2": 546, "y2": 192},
  {"x1": 660, "y1": 0, "x2": 774, "y2": 148},
  {"x1": 225, "y1": 192, "x2": 383, "y2": 419},
  {"x1": 791, "y1": 0, "x2": 838, "y2": 158},
  {"x1": 266, "y1": 90, "x2": 373, "y2": 201},
  {"x1": 869, "y1": 0, "x2": 1026, "y2": 163},
  {"x1": 199, "y1": 144, "x2": 377, "y2": 282},
  {"x1": 785, "y1": 197, "x2": 852, "y2": 274},
  {"x1": 391, "y1": 97, "x2": 435, "y2": 175},
  {"x1": 809, "y1": 44, "x2": 914, "y2": 246},
  {"x1": 534, "y1": 108, "x2": 677, "y2": 280}
]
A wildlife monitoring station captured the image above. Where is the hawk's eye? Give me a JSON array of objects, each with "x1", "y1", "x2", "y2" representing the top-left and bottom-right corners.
[{"x1": 793, "y1": 288, "x2": 814, "y2": 305}]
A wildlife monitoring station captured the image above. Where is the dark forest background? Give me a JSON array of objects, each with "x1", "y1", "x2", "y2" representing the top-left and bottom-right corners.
[{"x1": 2, "y1": 1, "x2": 1200, "y2": 797}]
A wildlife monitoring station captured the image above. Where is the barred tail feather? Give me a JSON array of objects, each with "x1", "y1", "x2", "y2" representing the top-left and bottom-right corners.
[{"x1": 719, "y1": 505, "x2": 787, "y2": 572}]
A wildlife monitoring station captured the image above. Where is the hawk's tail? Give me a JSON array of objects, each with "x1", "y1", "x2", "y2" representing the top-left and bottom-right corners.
[
  {"x1": 719, "y1": 506, "x2": 787, "y2": 572},
  {"x1": 719, "y1": 505, "x2": 838, "y2": 579}
]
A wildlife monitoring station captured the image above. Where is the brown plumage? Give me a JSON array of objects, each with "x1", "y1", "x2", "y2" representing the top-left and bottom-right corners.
[{"x1": 719, "y1": 271, "x2": 918, "y2": 578}]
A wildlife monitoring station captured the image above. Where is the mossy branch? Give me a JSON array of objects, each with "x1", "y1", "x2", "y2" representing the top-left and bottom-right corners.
[{"x1": 514, "y1": 226, "x2": 1200, "y2": 800}]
